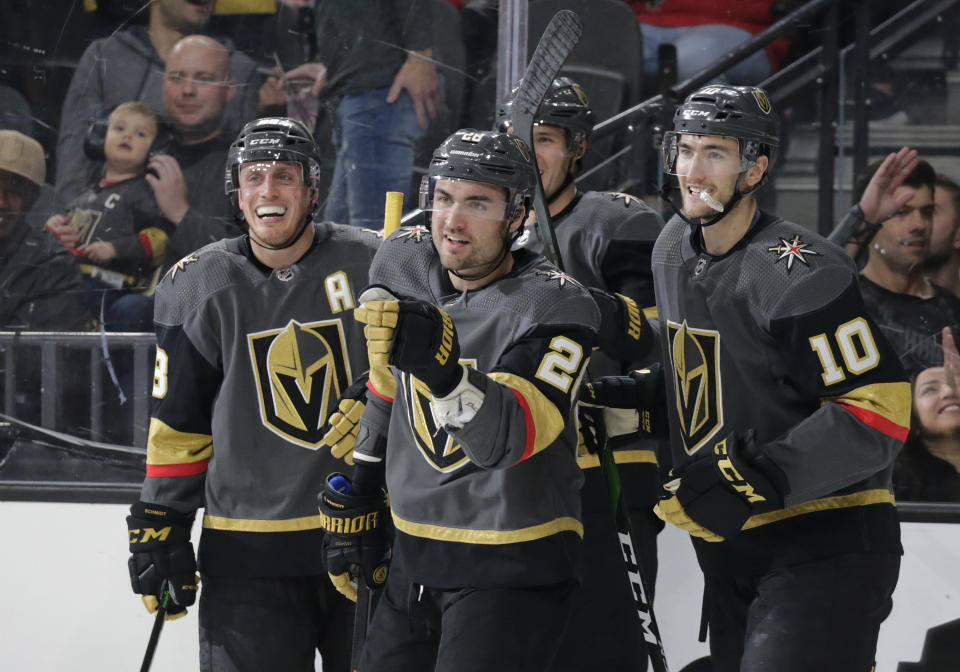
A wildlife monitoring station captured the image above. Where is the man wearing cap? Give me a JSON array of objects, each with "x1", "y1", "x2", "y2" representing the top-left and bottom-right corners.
[{"x1": 0, "y1": 130, "x2": 93, "y2": 330}]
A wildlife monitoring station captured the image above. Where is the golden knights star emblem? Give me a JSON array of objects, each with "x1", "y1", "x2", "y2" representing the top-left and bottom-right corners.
[
  {"x1": 536, "y1": 269, "x2": 580, "y2": 288},
  {"x1": 768, "y1": 234, "x2": 819, "y2": 271},
  {"x1": 398, "y1": 225, "x2": 430, "y2": 242},
  {"x1": 170, "y1": 254, "x2": 199, "y2": 280},
  {"x1": 606, "y1": 192, "x2": 641, "y2": 208}
]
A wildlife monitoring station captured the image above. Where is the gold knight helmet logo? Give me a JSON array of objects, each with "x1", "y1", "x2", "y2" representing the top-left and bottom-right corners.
[
  {"x1": 248, "y1": 319, "x2": 351, "y2": 449},
  {"x1": 667, "y1": 320, "x2": 723, "y2": 455},
  {"x1": 403, "y1": 372, "x2": 470, "y2": 472}
]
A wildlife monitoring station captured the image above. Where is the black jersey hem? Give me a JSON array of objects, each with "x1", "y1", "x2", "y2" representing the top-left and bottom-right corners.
[
  {"x1": 692, "y1": 502, "x2": 901, "y2": 577},
  {"x1": 197, "y1": 528, "x2": 325, "y2": 578},
  {"x1": 392, "y1": 529, "x2": 583, "y2": 589}
]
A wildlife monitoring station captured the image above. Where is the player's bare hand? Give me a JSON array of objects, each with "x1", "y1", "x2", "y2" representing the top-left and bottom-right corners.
[
  {"x1": 285, "y1": 63, "x2": 327, "y2": 98},
  {"x1": 82, "y1": 240, "x2": 117, "y2": 263},
  {"x1": 146, "y1": 154, "x2": 190, "y2": 226},
  {"x1": 859, "y1": 146, "x2": 919, "y2": 225},
  {"x1": 44, "y1": 212, "x2": 80, "y2": 249},
  {"x1": 386, "y1": 49, "x2": 442, "y2": 130},
  {"x1": 259, "y1": 75, "x2": 286, "y2": 113}
]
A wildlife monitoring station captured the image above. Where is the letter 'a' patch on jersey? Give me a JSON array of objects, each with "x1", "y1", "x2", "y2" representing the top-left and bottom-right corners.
[
  {"x1": 667, "y1": 320, "x2": 724, "y2": 455},
  {"x1": 403, "y1": 373, "x2": 470, "y2": 473},
  {"x1": 248, "y1": 319, "x2": 352, "y2": 450}
]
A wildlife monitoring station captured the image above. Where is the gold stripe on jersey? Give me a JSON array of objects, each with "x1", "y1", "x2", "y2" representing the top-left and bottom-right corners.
[
  {"x1": 642, "y1": 306, "x2": 658, "y2": 320},
  {"x1": 822, "y1": 381, "x2": 911, "y2": 436},
  {"x1": 487, "y1": 371, "x2": 565, "y2": 458},
  {"x1": 146, "y1": 418, "x2": 212, "y2": 465},
  {"x1": 577, "y1": 448, "x2": 657, "y2": 470},
  {"x1": 202, "y1": 513, "x2": 326, "y2": 532},
  {"x1": 368, "y1": 363, "x2": 397, "y2": 401},
  {"x1": 741, "y1": 488, "x2": 895, "y2": 531},
  {"x1": 393, "y1": 511, "x2": 584, "y2": 544}
]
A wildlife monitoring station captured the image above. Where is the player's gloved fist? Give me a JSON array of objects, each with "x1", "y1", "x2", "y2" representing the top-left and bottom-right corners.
[
  {"x1": 654, "y1": 430, "x2": 787, "y2": 542},
  {"x1": 323, "y1": 372, "x2": 369, "y2": 465},
  {"x1": 587, "y1": 288, "x2": 653, "y2": 361},
  {"x1": 579, "y1": 364, "x2": 668, "y2": 440},
  {"x1": 354, "y1": 285, "x2": 462, "y2": 397},
  {"x1": 127, "y1": 502, "x2": 198, "y2": 620},
  {"x1": 318, "y1": 473, "x2": 391, "y2": 602}
]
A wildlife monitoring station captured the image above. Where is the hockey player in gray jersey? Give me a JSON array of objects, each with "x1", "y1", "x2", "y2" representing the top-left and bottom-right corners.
[
  {"x1": 316, "y1": 129, "x2": 600, "y2": 672},
  {"x1": 500, "y1": 76, "x2": 666, "y2": 671},
  {"x1": 651, "y1": 86, "x2": 909, "y2": 671},
  {"x1": 125, "y1": 117, "x2": 378, "y2": 672}
]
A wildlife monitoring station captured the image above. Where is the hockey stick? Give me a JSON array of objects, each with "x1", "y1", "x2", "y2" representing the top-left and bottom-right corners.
[
  {"x1": 347, "y1": 191, "x2": 406, "y2": 671},
  {"x1": 139, "y1": 588, "x2": 169, "y2": 672},
  {"x1": 508, "y1": 9, "x2": 581, "y2": 270},
  {"x1": 509, "y1": 12, "x2": 670, "y2": 672}
]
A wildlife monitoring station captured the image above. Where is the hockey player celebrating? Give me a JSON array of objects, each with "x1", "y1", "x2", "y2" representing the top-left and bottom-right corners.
[
  {"x1": 317, "y1": 128, "x2": 600, "y2": 671},
  {"x1": 126, "y1": 117, "x2": 378, "y2": 672},
  {"x1": 652, "y1": 86, "x2": 909, "y2": 670},
  {"x1": 500, "y1": 76, "x2": 666, "y2": 671}
]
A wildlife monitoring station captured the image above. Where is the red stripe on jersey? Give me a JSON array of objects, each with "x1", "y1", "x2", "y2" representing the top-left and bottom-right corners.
[
  {"x1": 146, "y1": 459, "x2": 209, "y2": 478},
  {"x1": 509, "y1": 387, "x2": 536, "y2": 464},
  {"x1": 367, "y1": 379, "x2": 394, "y2": 403},
  {"x1": 139, "y1": 231, "x2": 153, "y2": 258},
  {"x1": 838, "y1": 403, "x2": 909, "y2": 442}
]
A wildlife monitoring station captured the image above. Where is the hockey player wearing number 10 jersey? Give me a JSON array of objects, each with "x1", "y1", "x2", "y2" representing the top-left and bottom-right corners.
[
  {"x1": 126, "y1": 118, "x2": 378, "y2": 672},
  {"x1": 652, "y1": 86, "x2": 910, "y2": 671},
  {"x1": 333, "y1": 129, "x2": 600, "y2": 672}
]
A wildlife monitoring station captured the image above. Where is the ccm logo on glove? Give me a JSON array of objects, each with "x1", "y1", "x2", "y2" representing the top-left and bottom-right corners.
[{"x1": 715, "y1": 439, "x2": 768, "y2": 505}]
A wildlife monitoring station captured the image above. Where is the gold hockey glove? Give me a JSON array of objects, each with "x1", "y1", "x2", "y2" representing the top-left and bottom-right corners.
[
  {"x1": 354, "y1": 285, "x2": 462, "y2": 397},
  {"x1": 654, "y1": 430, "x2": 787, "y2": 542},
  {"x1": 323, "y1": 373, "x2": 370, "y2": 465}
]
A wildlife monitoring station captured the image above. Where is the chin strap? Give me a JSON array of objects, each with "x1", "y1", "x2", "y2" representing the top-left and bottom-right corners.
[{"x1": 658, "y1": 172, "x2": 765, "y2": 229}]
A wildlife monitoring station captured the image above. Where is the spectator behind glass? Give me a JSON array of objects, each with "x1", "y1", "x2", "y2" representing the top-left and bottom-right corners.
[
  {"x1": 629, "y1": 1, "x2": 794, "y2": 86},
  {"x1": 0, "y1": 130, "x2": 94, "y2": 331},
  {"x1": 895, "y1": 328, "x2": 960, "y2": 502},
  {"x1": 55, "y1": 0, "x2": 261, "y2": 205},
  {"x1": 924, "y1": 175, "x2": 960, "y2": 298},
  {"x1": 45, "y1": 102, "x2": 170, "y2": 332},
  {"x1": 282, "y1": 0, "x2": 443, "y2": 229},
  {"x1": 146, "y1": 35, "x2": 242, "y2": 273},
  {"x1": 851, "y1": 157, "x2": 960, "y2": 373}
]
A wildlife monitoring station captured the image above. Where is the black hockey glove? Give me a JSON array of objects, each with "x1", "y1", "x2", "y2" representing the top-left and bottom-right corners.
[
  {"x1": 587, "y1": 288, "x2": 655, "y2": 362},
  {"x1": 127, "y1": 502, "x2": 198, "y2": 620},
  {"x1": 654, "y1": 430, "x2": 788, "y2": 542},
  {"x1": 318, "y1": 473, "x2": 391, "y2": 603},
  {"x1": 354, "y1": 286, "x2": 462, "y2": 397},
  {"x1": 323, "y1": 372, "x2": 370, "y2": 466},
  {"x1": 578, "y1": 364, "x2": 669, "y2": 450}
]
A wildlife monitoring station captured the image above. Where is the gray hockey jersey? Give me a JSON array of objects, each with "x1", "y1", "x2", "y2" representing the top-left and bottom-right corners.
[
  {"x1": 653, "y1": 210, "x2": 910, "y2": 574},
  {"x1": 141, "y1": 222, "x2": 379, "y2": 577},
  {"x1": 360, "y1": 226, "x2": 600, "y2": 589},
  {"x1": 517, "y1": 190, "x2": 665, "y2": 510}
]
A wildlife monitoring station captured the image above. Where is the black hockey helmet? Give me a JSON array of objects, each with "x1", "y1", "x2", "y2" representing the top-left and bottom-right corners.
[
  {"x1": 662, "y1": 85, "x2": 780, "y2": 176},
  {"x1": 224, "y1": 117, "x2": 322, "y2": 218},
  {"x1": 421, "y1": 129, "x2": 537, "y2": 221},
  {"x1": 497, "y1": 76, "x2": 596, "y2": 152}
]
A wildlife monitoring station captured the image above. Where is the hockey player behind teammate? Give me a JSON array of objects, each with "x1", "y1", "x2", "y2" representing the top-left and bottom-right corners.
[
  {"x1": 317, "y1": 128, "x2": 600, "y2": 672},
  {"x1": 651, "y1": 86, "x2": 910, "y2": 671},
  {"x1": 126, "y1": 117, "x2": 379, "y2": 672},
  {"x1": 500, "y1": 76, "x2": 666, "y2": 671},
  {"x1": 45, "y1": 102, "x2": 171, "y2": 331}
]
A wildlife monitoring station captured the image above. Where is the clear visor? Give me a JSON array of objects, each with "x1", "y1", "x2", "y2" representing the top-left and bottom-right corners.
[
  {"x1": 419, "y1": 176, "x2": 513, "y2": 224},
  {"x1": 237, "y1": 160, "x2": 307, "y2": 188},
  {"x1": 661, "y1": 132, "x2": 755, "y2": 177}
]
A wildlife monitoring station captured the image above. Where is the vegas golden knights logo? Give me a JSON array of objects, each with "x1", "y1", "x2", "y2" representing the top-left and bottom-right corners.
[
  {"x1": 667, "y1": 320, "x2": 723, "y2": 455},
  {"x1": 753, "y1": 89, "x2": 772, "y2": 114},
  {"x1": 403, "y1": 373, "x2": 470, "y2": 472},
  {"x1": 248, "y1": 319, "x2": 351, "y2": 450}
]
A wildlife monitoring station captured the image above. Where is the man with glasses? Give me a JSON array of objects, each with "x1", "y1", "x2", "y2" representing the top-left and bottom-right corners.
[{"x1": 55, "y1": 0, "x2": 260, "y2": 204}]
